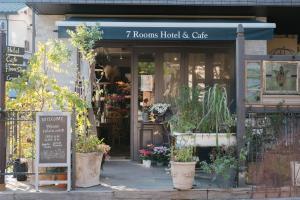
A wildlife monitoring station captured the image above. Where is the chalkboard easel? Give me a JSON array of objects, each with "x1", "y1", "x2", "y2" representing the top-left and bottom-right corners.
[{"x1": 35, "y1": 111, "x2": 71, "y2": 191}]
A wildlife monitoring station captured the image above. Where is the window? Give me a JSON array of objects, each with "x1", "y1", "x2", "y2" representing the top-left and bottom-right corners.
[
  {"x1": 163, "y1": 53, "x2": 181, "y2": 100},
  {"x1": 246, "y1": 61, "x2": 262, "y2": 103},
  {"x1": 246, "y1": 60, "x2": 300, "y2": 105},
  {"x1": 25, "y1": 40, "x2": 30, "y2": 52},
  {"x1": 264, "y1": 61, "x2": 299, "y2": 95}
]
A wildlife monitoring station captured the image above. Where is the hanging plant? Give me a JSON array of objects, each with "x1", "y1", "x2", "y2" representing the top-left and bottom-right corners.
[{"x1": 67, "y1": 24, "x2": 103, "y2": 63}]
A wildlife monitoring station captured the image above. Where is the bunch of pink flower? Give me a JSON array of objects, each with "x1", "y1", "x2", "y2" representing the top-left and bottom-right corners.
[{"x1": 139, "y1": 149, "x2": 153, "y2": 161}]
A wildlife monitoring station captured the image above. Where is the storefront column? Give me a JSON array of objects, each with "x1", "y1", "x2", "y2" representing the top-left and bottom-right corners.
[
  {"x1": 0, "y1": 31, "x2": 6, "y2": 187},
  {"x1": 236, "y1": 24, "x2": 246, "y2": 187}
]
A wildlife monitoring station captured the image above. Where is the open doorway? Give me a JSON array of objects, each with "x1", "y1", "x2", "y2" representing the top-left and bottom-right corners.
[{"x1": 92, "y1": 47, "x2": 131, "y2": 159}]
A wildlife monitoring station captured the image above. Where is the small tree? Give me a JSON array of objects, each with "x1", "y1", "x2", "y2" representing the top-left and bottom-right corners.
[
  {"x1": 6, "y1": 40, "x2": 89, "y2": 158},
  {"x1": 67, "y1": 24, "x2": 102, "y2": 64}
]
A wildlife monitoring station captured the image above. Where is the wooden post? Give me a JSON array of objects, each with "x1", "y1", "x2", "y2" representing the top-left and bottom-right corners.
[
  {"x1": 71, "y1": 108, "x2": 76, "y2": 189},
  {"x1": 0, "y1": 31, "x2": 6, "y2": 187},
  {"x1": 236, "y1": 24, "x2": 246, "y2": 187}
]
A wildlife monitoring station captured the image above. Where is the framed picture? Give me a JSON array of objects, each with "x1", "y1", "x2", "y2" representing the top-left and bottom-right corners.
[{"x1": 263, "y1": 61, "x2": 299, "y2": 95}]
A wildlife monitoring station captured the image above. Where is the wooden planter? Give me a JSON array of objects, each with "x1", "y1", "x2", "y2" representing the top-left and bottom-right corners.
[
  {"x1": 75, "y1": 152, "x2": 103, "y2": 188},
  {"x1": 27, "y1": 159, "x2": 55, "y2": 186},
  {"x1": 173, "y1": 132, "x2": 236, "y2": 147}
]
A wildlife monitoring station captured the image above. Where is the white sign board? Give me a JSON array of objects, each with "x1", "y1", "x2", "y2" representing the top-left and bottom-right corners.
[
  {"x1": 35, "y1": 111, "x2": 71, "y2": 191},
  {"x1": 141, "y1": 75, "x2": 153, "y2": 91}
]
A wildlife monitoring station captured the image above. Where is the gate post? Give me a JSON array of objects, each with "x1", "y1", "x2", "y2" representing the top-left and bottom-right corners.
[
  {"x1": 236, "y1": 24, "x2": 246, "y2": 187},
  {"x1": 0, "y1": 31, "x2": 6, "y2": 187}
]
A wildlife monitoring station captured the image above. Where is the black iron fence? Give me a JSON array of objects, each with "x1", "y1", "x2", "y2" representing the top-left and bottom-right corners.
[
  {"x1": 0, "y1": 110, "x2": 76, "y2": 185},
  {"x1": 245, "y1": 109, "x2": 300, "y2": 188},
  {"x1": 0, "y1": 111, "x2": 36, "y2": 179}
]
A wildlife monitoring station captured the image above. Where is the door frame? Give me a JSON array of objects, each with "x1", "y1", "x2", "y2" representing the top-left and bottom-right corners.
[{"x1": 95, "y1": 41, "x2": 235, "y2": 161}]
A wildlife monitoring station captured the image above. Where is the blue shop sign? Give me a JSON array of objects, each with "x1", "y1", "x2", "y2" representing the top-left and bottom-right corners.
[{"x1": 57, "y1": 20, "x2": 275, "y2": 41}]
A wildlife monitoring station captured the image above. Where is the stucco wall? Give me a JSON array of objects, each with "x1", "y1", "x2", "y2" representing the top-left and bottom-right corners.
[
  {"x1": 245, "y1": 40, "x2": 267, "y2": 55},
  {"x1": 35, "y1": 14, "x2": 79, "y2": 92}
]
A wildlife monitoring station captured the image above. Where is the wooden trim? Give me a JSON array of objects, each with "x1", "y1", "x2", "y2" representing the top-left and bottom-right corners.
[
  {"x1": 131, "y1": 48, "x2": 138, "y2": 161},
  {"x1": 245, "y1": 55, "x2": 300, "y2": 61}
]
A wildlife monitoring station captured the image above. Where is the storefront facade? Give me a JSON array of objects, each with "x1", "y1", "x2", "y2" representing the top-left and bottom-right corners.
[{"x1": 27, "y1": 0, "x2": 300, "y2": 160}]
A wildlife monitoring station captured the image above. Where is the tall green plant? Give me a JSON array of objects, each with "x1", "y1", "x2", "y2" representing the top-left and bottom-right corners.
[
  {"x1": 170, "y1": 86, "x2": 203, "y2": 132},
  {"x1": 199, "y1": 84, "x2": 233, "y2": 133}
]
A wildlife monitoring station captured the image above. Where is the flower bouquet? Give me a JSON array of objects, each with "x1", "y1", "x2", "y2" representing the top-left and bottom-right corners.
[
  {"x1": 152, "y1": 146, "x2": 170, "y2": 166},
  {"x1": 149, "y1": 103, "x2": 172, "y2": 122}
]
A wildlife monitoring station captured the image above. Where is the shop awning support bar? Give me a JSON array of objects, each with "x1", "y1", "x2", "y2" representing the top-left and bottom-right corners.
[{"x1": 236, "y1": 24, "x2": 246, "y2": 187}]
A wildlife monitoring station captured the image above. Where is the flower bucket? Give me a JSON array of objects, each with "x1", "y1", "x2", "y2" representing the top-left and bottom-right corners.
[
  {"x1": 75, "y1": 152, "x2": 103, "y2": 187},
  {"x1": 142, "y1": 160, "x2": 151, "y2": 168},
  {"x1": 171, "y1": 161, "x2": 196, "y2": 190}
]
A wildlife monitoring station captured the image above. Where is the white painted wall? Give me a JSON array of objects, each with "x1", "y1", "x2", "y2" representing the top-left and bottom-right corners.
[
  {"x1": 245, "y1": 40, "x2": 267, "y2": 55},
  {"x1": 35, "y1": 15, "x2": 79, "y2": 92}
]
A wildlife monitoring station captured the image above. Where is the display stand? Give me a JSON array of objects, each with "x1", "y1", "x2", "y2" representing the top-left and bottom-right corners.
[{"x1": 35, "y1": 111, "x2": 71, "y2": 192}]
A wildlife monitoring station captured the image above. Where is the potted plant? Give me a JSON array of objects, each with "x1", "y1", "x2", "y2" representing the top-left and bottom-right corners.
[
  {"x1": 139, "y1": 146, "x2": 153, "y2": 168},
  {"x1": 171, "y1": 85, "x2": 236, "y2": 147},
  {"x1": 149, "y1": 103, "x2": 172, "y2": 122},
  {"x1": 197, "y1": 84, "x2": 235, "y2": 146},
  {"x1": 200, "y1": 146, "x2": 237, "y2": 188},
  {"x1": 152, "y1": 146, "x2": 170, "y2": 166},
  {"x1": 75, "y1": 135, "x2": 110, "y2": 187},
  {"x1": 170, "y1": 142, "x2": 196, "y2": 190}
]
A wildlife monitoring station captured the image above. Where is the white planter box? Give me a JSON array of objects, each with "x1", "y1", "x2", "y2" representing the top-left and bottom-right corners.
[{"x1": 173, "y1": 132, "x2": 236, "y2": 147}]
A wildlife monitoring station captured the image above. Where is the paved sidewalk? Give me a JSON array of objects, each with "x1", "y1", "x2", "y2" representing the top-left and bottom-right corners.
[{"x1": 0, "y1": 161, "x2": 300, "y2": 199}]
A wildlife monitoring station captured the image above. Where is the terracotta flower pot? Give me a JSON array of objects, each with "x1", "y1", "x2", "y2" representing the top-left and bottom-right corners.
[
  {"x1": 56, "y1": 174, "x2": 67, "y2": 189},
  {"x1": 75, "y1": 152, "x2": 103, "y2": 187},
  {"x1": 171, "y1": 161, "x2": 196, "y2": 190}
]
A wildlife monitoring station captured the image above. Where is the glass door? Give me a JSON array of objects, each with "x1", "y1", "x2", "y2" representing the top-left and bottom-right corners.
[
  {"x1": 187, "y1": 49, "x2": 235, "y2": 108},
  {"x1": 137, "y1": 52, "x2": 156, "y2": 121},
  {"x1": 162, "y1": 52, "x2": 181, "y2": 102}
]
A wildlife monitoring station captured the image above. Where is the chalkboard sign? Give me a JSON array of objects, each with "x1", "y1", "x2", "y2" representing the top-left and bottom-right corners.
[
  {"x1": 39, "y1": 115, "x2": 68, "y2": 163},
  {"x1": 35, "y1": 111, "x2": 71, "y2": 191}
]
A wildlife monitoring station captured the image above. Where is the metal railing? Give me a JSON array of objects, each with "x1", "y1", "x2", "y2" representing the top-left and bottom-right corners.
[
  {"x1": 245, "y1": 110, "x2": 300, "y2": 188},
  {"x1": 0, "y1": 110, "x2": 75, "y2": 184}
]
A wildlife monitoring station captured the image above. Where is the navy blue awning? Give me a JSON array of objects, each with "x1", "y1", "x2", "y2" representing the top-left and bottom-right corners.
[{"x1": 56, "y1": 18, "x2": 276, "y2": 41}]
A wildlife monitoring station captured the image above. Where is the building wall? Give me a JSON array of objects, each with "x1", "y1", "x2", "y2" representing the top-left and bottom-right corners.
[
  {"x1": 245, "y1": 40, "x2": 267, "y2": 55},
  {"x1": 35, "y1": 14, "x2": 79, "y2": 92},
  {"x1": 267, "y1": 35, "x2": 298, "y2": 54}
]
